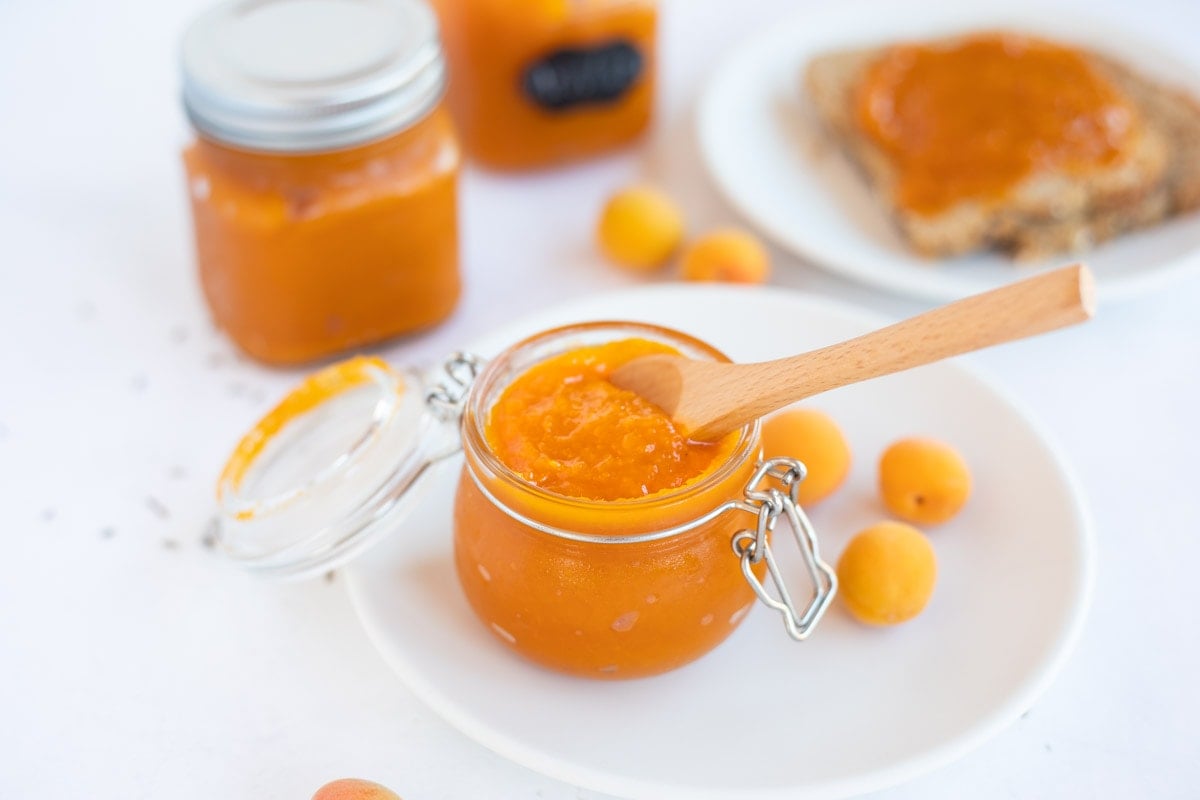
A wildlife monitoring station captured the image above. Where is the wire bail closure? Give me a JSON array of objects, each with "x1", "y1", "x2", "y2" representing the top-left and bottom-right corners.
[
  {"x1": 732, "y1": 458, "x2": 838, "y2": 641},
  {"x1": 426, "y1": 352, "x2": 485, "y2": 422}
]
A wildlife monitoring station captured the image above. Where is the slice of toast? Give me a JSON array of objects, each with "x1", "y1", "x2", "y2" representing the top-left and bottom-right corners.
[{"x1": 805, "y1": 37, "x2": 1200, "y2": 260}]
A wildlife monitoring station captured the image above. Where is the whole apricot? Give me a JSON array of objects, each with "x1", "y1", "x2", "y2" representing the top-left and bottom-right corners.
[
  {"x1": 837, "y1": 521, "x2": 937, "y2": 625},
  {"x1": 761, "y1": 409, "x2": 851, "y2": 505},
  {"x1": 312, "y1": 778, "x2": 402, "y2": 800},
  {"x1": 680, "y1": 228, "x2": 770, "y2": 283},
  {"x1": 596, "y1": 186, "x2": 685, "y2": 271},
  {"x1": 879, "y1": 438, "x2": 971, "y2": 525}
]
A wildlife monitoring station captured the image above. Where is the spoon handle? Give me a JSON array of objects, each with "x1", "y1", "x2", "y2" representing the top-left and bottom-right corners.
[{"x1": 699, "y1": 264, "x2": 1095, "y2": 438}]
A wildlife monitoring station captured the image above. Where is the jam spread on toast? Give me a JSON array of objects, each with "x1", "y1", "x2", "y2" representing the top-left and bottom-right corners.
[{"x1": 855, "y1": 33, "x2": 1139, "y2": 216}]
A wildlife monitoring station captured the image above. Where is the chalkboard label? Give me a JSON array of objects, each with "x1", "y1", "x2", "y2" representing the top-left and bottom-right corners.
[{"x1": 522, "y1": 40, "x2": 644, "y2": 112}]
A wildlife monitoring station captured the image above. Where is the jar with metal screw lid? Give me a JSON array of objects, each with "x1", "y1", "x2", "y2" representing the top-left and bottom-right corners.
[{"x1": 181, "y1": 0, "x2": 462, "y2": 365}]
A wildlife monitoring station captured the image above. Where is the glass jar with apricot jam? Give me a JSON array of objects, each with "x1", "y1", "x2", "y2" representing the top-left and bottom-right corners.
[
  {"x1": 212, "y1": 322, "x2": 836, "y2": 679},
  {"x1": 428, "y1": 0, "x2": 657, "y2": 169},
  {"x1": 180, "y1": 0, "x2": 461, "y2": 365}
]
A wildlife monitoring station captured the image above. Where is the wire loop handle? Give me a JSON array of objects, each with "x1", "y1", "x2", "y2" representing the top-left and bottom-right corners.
[
  {"x1": 732, "y1": 458, "x2": 837, "y2": 641},
  {"x1": 426, "y1": 352, "x2": 485, "y2": 422}
]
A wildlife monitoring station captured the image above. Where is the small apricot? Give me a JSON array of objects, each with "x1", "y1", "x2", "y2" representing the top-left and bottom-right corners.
[
  {"x1": 680, "y1": 228, "x2": 770, "y2": 283},
  {"x1": 312, "y1": 778, "x2": 402, "y2": 800},
  {"x1": 596, "y1": 186, "x2": 685, "y2": 271},
  {"x1": 761, "y1": 408, "x2": 851, "y2": 505},
  {"x1": 837, "y1": 521, "x2": 937, "y2": 625},
  {"x1": 879, "y1": 438, "x2": 971, "y2": 525}
]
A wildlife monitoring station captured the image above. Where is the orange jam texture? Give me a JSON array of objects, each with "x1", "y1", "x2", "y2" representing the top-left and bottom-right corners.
[
  {"x1": 854, "y1": 32, "x2": 1138, "y2": 215},
  {"x1": 183, "y1": 107, "x2": 460, "y2": 365},
  {"x1": 430, "y1": 0, "x2": 656, "y2": 169},
  {"x1": 485, "y1": 338, "x2": 735, "y2": 501}
]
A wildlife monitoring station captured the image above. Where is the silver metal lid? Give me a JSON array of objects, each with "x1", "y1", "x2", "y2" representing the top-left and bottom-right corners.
[{"x1": 181, "y1": 0, "x2": 446, "y2": 153}]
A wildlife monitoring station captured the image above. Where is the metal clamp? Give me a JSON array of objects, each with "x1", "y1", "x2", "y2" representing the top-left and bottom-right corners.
[
  {"x1": 425, "y1": 352, "x2": 485, "y2": 421},
  {"x1": 732, "y1": 458, "x2": 837, "y2": 641}
]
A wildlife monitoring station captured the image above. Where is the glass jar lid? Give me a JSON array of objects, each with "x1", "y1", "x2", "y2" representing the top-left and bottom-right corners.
[
  {"x1": 180, "y1": 0, "x2": 447, "y2": 152},
  {"x1": 213, "y1": 356, "x2": 467, "y2": 579}
]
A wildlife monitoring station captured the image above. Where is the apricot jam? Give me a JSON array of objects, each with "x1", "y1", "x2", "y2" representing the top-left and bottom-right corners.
[
  {"x1": 453, "y1": 323, "x2": 763, "y2": 679},
  {"x1": 429, "y1": 0, "x2": 657, "y2": 169},
  {"x1": 854, "y1": 32, "x2": 1138, "y2": 215},
  {"x1": 486, "y1": 339, "x2": 737, "y2": 500},
  {"x1": 181, "y1": 0, "x2": 461, "y2": 365},
  {"x1": 183, "y1": 110, "x2": 461, "y2": 365}
]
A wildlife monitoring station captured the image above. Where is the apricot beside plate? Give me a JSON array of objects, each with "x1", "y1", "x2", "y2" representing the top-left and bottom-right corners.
[
  {"x1": 879, "y1": 437, "x2": 972, "y2": 525},
  {"x1": 760, "y1": 408, "x2": 851, "y2": 505},
  {"x1": 837, "y1": 521, "x2": 937, "y2": 626},
  {"x1": 312, "y1": 778, "x2": 402, "y2": 800}
]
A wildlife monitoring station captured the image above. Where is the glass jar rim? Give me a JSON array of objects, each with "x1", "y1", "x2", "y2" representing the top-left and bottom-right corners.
[
  {"x1": 212, "y1": 355, "x2": 445, "y2": 578},
  {"x1": 459, "y1": 321, "x2": 761, "y2": 540},
  {"x1": 216, "y1": 356, "x2": 402, "y2": 521}
]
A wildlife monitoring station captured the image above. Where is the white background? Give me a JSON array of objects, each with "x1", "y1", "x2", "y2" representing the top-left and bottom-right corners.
[{"x1": 1, "y1": 0, "x2": 1198, "y2": 797}]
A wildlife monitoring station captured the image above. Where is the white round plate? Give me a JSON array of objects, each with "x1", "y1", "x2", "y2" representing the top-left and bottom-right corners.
[
  {"x1": 344, "y1": 284, "x2": 1093, "y2": 799},
  {"x1": 697, "y1": 0, "x2": 1200, "y2": 302}
]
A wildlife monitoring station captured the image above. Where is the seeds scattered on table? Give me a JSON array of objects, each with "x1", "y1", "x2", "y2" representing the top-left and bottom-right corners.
[{"x1": 145, "y1": 496, "x2": 170, "y2": 520}]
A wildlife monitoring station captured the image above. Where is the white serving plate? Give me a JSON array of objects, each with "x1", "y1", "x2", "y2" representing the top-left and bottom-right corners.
[{"x1": 343, "y1": 284, "x2": 1094, "y2": 799}]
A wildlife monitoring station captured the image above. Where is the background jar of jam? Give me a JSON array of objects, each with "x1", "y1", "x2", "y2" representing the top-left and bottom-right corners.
[
  {"x1": 181, "y1": 0, "x2": 462, "y2": 365},
  {"x1": 429, "y1": 0, "x2": 658, "y2": 169}
]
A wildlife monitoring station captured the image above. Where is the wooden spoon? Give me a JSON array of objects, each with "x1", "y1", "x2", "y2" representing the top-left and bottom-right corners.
[{"x1": 611, "y1": 263, "x2": 1096, "y2": 441}]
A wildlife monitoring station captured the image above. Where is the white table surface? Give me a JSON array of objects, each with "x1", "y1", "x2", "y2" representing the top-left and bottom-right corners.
[{"x1": 2, "y1": 0, "x2": 1199, "y2": 797}]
